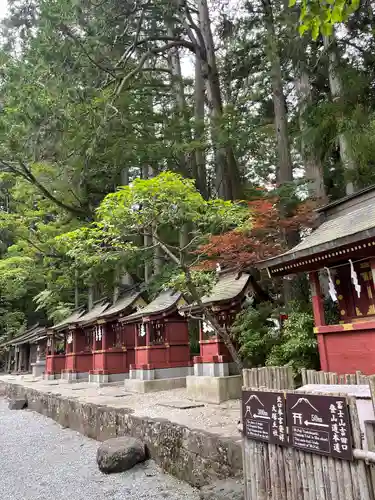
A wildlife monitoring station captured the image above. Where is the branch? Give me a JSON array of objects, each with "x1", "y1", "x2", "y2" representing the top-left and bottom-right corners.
[
  {"x1": 133, "y1": 35, "x2": 196, "y2": 52},
  {"x1": 23, "y1": 237, "x2": 66, "y2": 260},
  {"x1": 114, "y1": 41, "x2": 194, "y2": 98},
  {"x1": 57, "y1": 23, "x2": 117, "y2": 78},
  {"x1": 0, "y1": 160, "x2": 90, "y2": 219}
]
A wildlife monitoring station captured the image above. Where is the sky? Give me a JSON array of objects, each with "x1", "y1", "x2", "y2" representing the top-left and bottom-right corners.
[{"x1": 0, "y1": 0, "x2": 6, "y2": 19}]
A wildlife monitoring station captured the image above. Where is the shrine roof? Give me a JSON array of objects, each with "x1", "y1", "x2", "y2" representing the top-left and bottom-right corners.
[
  {"x1": 1, "y1": 324, "x2": 46, "y2": 348},
  {"x1": 257, "y1": 186, "x2": 375, "y2": 275},
  {"x1": 179, "y1": 271, "x2": 251, "y2": 314},
  {"x1": 99, "y1": 290, "x2": 142, "y2": 319},
  {"x1": 122, "y1": 290, "x2": 181, "y2": 323},
  {"x1": 201, "y1": 272, "x2": 251, "y2": 304},
  {"x1": 77, "y1": 300, "x2": 111, "y2": 326},
  {"x1": 51, "y1": 308, "x2": 86, "y2": 332}
]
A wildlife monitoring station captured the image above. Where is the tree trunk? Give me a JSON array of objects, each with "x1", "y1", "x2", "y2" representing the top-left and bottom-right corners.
[
  {"x1": 323, "y1": 35, "x2": 356, "y2": 195},
  {"x1": 88, "y1": 284, "x2": 94, "y2": 311},
  {"x1": 193, "y1": 51, "x2": 208, "y2": 198},
  {"x1": 142, "y1": 165, "x2": 153, "y2": 283},
  {"x1": 167, "y1": 24, "x2": 189, "y2": 176},
  {"x1": 296, "y1": 69, "x2": 327, "y2": 203},
  {"x1": 262, "y1": 0, "x2": 293, "y2": 189},
  {"x1": 120, "y1": 166, "x2": 129, "y2": 186},
  {"x1": 74, "y1": 269, "x2": 79, "y2": 308},
  {"x1": 197, "y1": 0, "x2": 242, "y2": 201},
  {"x1": 262, "y1": 0, "x2": 298, "y2": 302}
]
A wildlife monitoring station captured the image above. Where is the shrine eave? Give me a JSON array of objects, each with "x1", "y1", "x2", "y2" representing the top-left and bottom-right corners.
[
  {"x1": 0, "y1": 325, "x2": 47, "y2": 348},
  {"x1": 178, "y1": 272, "x2": 251, "y2": 315},
  {"x1": 98, "y1": 291, "x2": 142, "y2": 320},
  {"x1": 120, "y1": 290, "x2": 182, "y2": 324},
  {"x1": 77, "y1": 300, "x2": 111, "y2": 327},
  {"x1": 257, "y1": 229, "x2": 375, "y2": 277},
  {"x1": 51, "y1": 308, "x2": 86, "y2": 332}
]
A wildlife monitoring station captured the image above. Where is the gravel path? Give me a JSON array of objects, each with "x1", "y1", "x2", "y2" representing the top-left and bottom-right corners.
[{"x1": 0, "y1": 400, "x2": 199, "y2": 500}]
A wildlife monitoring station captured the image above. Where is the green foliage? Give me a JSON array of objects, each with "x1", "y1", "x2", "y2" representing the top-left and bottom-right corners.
[
  {"x1": 166, "y1": 270, "x2": 217, "y2": 299},
  {"x1": 291, "y1": 0, "x2": 360, "y2": 39},
  {"x1": 267, "y1": 310, "x2": 319, "y2": 374},
  {"x1": 97, "y1": 172, "x2": 249, "y2": 237},
  {"x1": 33, "y1": 290, "x2": 73, "y2": 324},
  {"x1": 232, "y1": 303, "x2": 319, "y2": 374},
  {"x1": 231, "y1": 303, "x2": 279, "y2": 367}
]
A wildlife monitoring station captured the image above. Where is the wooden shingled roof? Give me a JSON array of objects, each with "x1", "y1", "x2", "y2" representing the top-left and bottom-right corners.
[
  {"x1": 121, "y1": 290, "x2": 181, "y2": 323},
  {"x1": 51, "y1": 308, "x2": 86, "y2": 332},
  {"x1": 1, "y1": 324, "x2": 47, "y2": 348},
  {"x1": 77, "y1": 300, "x2": 110, "y2": 326},
  {"x1": 200, "y1": 272, "x2": 251, "y2": 305},
  {"x1": 178, "y1": 271, "x2": 251, "y2": 315},
  {"x1": 99, "y1": 290, "x2": 142, "y2": 319}
]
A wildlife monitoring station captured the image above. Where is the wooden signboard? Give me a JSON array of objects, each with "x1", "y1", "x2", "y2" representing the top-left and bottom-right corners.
[
  {"x1": 242, "y1": 390, "x2": 287, "y2": 445},
  {"x1": 286, "y1": 393, "x2": 353, "y2": 460}
]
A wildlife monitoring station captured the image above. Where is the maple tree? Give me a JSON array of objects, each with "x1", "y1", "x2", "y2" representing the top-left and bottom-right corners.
[{"x1": 195, "y1": 195, "x2": 317, "y2": 270}]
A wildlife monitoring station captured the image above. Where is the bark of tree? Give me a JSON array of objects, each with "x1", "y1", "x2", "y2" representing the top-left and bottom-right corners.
[
  {"x1": 193, "y1": 52, "x2": 208, "y2": 199},
  {"x1": 142, "y1": 165, "x2": 154, "y2": 283},
  {"x1": 262, "y1": 0, "x2": 299, "y2": 302},
  {"x1": 88, "y1": 284, "x2": 94, "y2": 311},
  {"x1": 262, "y1": 0, "x2": 293, "y2": 190},
  {"x1": 323, "y1": 35, "x2": 357, "y2": 195},
  {"x1": 74, "y1": 269, "x2": 79, "y2": 309},
  {"x1": 296, "y1": 69, "x2": 327, "y2": 203}
]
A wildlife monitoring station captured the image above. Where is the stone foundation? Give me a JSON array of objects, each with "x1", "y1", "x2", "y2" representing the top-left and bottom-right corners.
[
  {"x1": 31, "y1": 360, "x2": 46, "y2": 378},
  {"x1": 88, "y1": 372, "x2": 129, "y2": 385},
  {"x1": 0, "y1": 381, "x2": 242, "y2": 487},
  {"x1": 186, "y1": 375, "x2": 242, "y2": 404},
  {"x1": 124, "y1": 376, "x2": 187, "y2": 393},
  {"x1": 129, "y1": 366, "x2": 193, "y2": 381},
  {"x1": 61, "y1": 371, "x2": 89, "y2": 383}
]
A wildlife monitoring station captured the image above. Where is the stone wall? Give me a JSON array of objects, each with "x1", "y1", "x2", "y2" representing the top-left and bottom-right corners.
[{"x1": 0, "y1": 382, "x2": 242, "y2": 487}]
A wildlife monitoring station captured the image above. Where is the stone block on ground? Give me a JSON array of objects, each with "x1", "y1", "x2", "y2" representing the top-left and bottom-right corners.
[
  {"x1": 199, "y1": 479, "x2": 244, "y2": 500},
  {"x1": 8, "y1": 397, "x2": 27, "y2": 410},
  {"x1": 96, "y1": 436, "x2": 146, "y2": 474}
]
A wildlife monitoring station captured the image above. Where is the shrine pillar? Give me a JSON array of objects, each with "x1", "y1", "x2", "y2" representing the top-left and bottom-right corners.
[{"x1": 309, "y1": 271, "x2": 325, "y2": 327}]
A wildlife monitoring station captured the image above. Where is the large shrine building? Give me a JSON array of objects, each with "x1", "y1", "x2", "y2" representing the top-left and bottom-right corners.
[{"x1": 258, "y1": 185, "x2": 375, "y2": 375}]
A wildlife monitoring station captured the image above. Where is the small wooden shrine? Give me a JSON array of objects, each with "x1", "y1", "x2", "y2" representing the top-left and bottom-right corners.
[
  {"x1": 89, "y1": 290, "x2": 147, "y2": 384},
  {"x1": 122, "y1": 290, "x2": 191, "y2": 390},
  {"x1": 258, "y1": 185, "x2": 375, "y2": 375},
  {"x1": 179, "y1": 270, "x2": 252, "y2": 377},
  {"x1": 61, "y1": 300, "x2": 110, "y2": 381},
  {"x1": 2, "y1": 325, "x2": 47, "y2": 375},
  {"x1": 45, "y1": 309, "x2": 85, "y2": 380}
]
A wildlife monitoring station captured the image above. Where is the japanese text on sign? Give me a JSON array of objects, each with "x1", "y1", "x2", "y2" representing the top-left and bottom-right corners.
[
  {"x1": 286, "y1": 393, "x2": 353, "y2": 461},
  {"x1": 242, "y1": 390, "x2": 287, "y2": 446}
]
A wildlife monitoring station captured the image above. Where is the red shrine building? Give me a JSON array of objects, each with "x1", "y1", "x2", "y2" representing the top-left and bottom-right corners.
[
  {"x1": 62, "y1": 300, "x2": 111, "y2": 381},
  {"x1": 258, "y1": 186, "x2": 375, "y2": 376},
  {"x1": 179, "y1": 270, "x2": 252, "y2": 403},
  {"x1": 89, "y1": 291, "x2": 146, "y2": 384},
  {"x1": 180, "y1": 270, "x2": 252, "y2": 376},
  {"x1": 46, "y1": 308, "x2": 85, "y2": 380},
  {"x1": 46, "y1": 292, "x2": 146, "y2": 383},
  {"x1": 122, "y1": 290, "x2": 191, "y2": 392}
]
